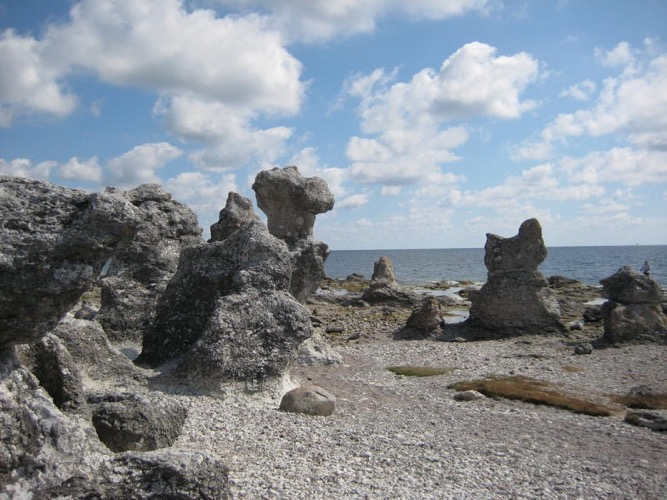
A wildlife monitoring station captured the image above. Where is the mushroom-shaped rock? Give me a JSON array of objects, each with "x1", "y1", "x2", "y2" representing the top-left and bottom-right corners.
[
  {"x1": 279, "y1": 384, "x2": 336, "y2": 416},
  {"x1": 465, "y1": 218, "x2": 565, "y2": 337},
  {"x1": 252, "y1": 166, "x2": 334, "y2": 244},
  {"x1": 209, "y1": 192, "x2": 260, "y2": 242}
]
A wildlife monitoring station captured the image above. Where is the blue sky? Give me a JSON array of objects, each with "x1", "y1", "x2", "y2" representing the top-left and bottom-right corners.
[{"x1": 1, "y1": 0, "x2": 666, "y2": 249}]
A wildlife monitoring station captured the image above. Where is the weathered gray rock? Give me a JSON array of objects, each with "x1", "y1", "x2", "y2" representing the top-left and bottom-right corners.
[
  {"x1": 296, "y1": 331, "x2": 343, "y2": 366},
  {"x1": 137, "y1": 221, "x2": 312, "y2": 392},
  {"x1": 0, "y1": 176, "x2": 138, "y2": 348},
  {"x1": 209, "y1": 191, "x2": 260, "y2": 242},
  {"x1": 394, "y1": 296, "x2": 443, "y2": 340},
  {"x1": 574, "y1": 342, "x2": 593, "y2": 355},
  {"x1": 38, "y1": 449, "x2": 231, "y2": 499},
  {"x1": 279, "y1": 384, "x2": 336, "y2": 416},
  {"x1": 253, "y1": 166, "x2": 335, "y2": 303},
  {"x1": 465, "y1": 219, "x2": 566, "y2": 337},
  {"x1": 625, "y1": 410, "x2": 667, "y2": 432},
  {"x1": 15, "y1": 333, "x2": 88, "y2": 416},
  {"x1": 453, "y1": 390, "x2": 486, "y2": 401},
  {"x1": 600, "y1": 266, "x2": 667, "y2": 344},
  {"x1": 371, "y1": 256, "x2": 397, "y2": 284},
  {"x1": 89, "y1": 393, "x2": 188, "y2": 452},
  {"x1": 97, "y1": 184, "x2": 202, "y2": 343},
  {"x1": 53, "y1": 316, "x2": 145, "y2": 388}
]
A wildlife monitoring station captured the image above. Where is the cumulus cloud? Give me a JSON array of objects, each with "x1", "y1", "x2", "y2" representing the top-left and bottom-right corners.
[
  {"x1": 514, "y1": 42, "x2": 667, "y2": 159},
  {"x1": 0, "y1": 158, "x2": 56, "y2": 179},
  {"x1": 559, "y1": 80, "x2": 596, "y2": 101},
  {"x1": 0, "y1": 0, "x2": 304, "y2": 167},
  {"x1": 59, "y1": 156, "x2": 103, "y2": 183},
  {"x1": 214, "y1": 0, "x2": 490, "y2": 43},
  {"x1": 337, "y1": 193, "x2": 369, "y2": 209},
  {"x1": 106, "y1": 142, "x2": 182, "y2": 188},
  {"x1": 164, "y1": 171, "x2": 238, "y2": 220},
  {"x1": 345, "y1": 42, "x2": 539, "y2": 189}
]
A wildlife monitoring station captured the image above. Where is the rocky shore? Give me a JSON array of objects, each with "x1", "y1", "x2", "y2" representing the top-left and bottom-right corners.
[{"x1": 2, "y1": 171, "x2": 666, "y2": 499}]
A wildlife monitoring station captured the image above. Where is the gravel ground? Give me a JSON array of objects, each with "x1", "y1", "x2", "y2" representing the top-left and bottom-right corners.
[{"x1": 173, "y1": 336, "x2": 667, "y2": 499}]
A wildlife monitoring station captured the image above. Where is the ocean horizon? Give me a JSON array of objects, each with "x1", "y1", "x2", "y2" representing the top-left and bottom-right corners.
[{"x1": 324, "y1": 245, "x2": 667, "y2": 287}]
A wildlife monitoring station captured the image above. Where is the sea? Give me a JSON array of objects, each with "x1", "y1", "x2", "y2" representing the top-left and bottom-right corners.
[{"x1": 324, "y1": 245, "x2": 667, "y2": 288}]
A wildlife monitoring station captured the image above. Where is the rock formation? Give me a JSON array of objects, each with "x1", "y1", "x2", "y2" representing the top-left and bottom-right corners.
[
  {"x1": 0, "y1": 176, "x2": 139, "y2": 347},
  {"x1": 0, "y1": 177, "x2": 230, "y2": 498},
  {"x1": 137, "y1": 221, "x2": 313, "y2": 394},
  {"x1": 362, "y1": 256, "x2": 417, "y2": 306},
  {"x1": 209, "y1": 192, "x2": 261, "y2": 242},
  {"x1": 600, "y1": 266, "x2": 667, "y2": 343},
  {"x1": 97, "y1": 184, "x2": 202, "y2": 343},
  {"x1": 465, "y1": 219, "x2": 566, "y2": 337},
  {"x1": 253, "y1": 166, "x2": 335, "y2": 303}
]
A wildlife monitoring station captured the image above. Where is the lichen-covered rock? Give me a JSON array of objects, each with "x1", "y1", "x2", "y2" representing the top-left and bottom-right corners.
[
  {"x1": 209, "y1": 192, "x2": 260, "y2": 242},
  {"x1": 253, "y1": 166, "x2": 335, "y2": 303},
  {"x1": 465, "y1": 219, "x2": 565, "y2": 337},
  {"x1": 600, "y1": 266, "x2": 667, "y2": 344},
  {"x1": 97, "y1": 184, "x2": 202, "y2": 343},
  {"x1": 137, "y1": 221, "x2": 312, "y2": 392},
  {"x1": 0, "y1": 176, "x2": 138, "y2": 348},
  {"x1": 89, "y1": 393, "x2": 188, "y2": 452}
]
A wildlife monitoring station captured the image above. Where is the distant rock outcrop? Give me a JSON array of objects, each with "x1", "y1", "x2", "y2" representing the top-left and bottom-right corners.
[
  {"x1": 394, "y1": 296, "x2": 444, "y2": 340},
  {"x1": 600, "y1": 266, "x2": 667, "y2": 344},
  {"x1": 97, "y1": 184, "x2": 202, "y2": 343},
  {"x1": 253, "y1": 166, "x2": 335, "y2": 303},
  {"x1": 465, "y1": 219, "x2": 566, "y2": 337},
  {"x1": 362, "y1": 256, "x2": 418, "y2": 306},
  {"x1": 209, "y1": 192, "x2": 260, "y2": 242},
  {"x1": 137, "y1": 221, "x2": 313, "y2": 394}
]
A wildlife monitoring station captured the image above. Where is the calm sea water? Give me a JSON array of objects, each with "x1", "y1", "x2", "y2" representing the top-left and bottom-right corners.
[{"x1": 324, "y1": 245, "x2": 667, "y2": 287}]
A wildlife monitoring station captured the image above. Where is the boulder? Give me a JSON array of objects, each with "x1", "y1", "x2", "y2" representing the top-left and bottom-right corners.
[
  {"x1": 210, "y1": 192, "x2": 261, "y2": 242},
  {"x1": 279, "y1": 384, "x2": 336, "y2": 416},
  {"x1": 38, "y1": 449, "x2": 231, "y2": 499},
  {"x1": 296, "y1": 331, "x2": 343, "y2": 366},
  {"x1": 137, "y1": 221, "x2": 312, "y2": 393},
  {"x1": 625, "y1": 410, "x2": 667, "y2": 432},
  {"x1": 394, "y1": 296, "x2": 443, "y2": 340},
  {"x1": 253, "y1": 166, "x2": 335, "y2": 303},
  {"x1": 600, "y1": 266, "x2": 667, "y2": 344},
  {"x1": 0, "y1": 176, "x2": 138, "y2": 348},
  {"x1": 465, "y1": 219, "x2": 566, "y2": 337},
  {"x1": 97, "y1": 184, "x2": 202, "y2": 343},
  {"x1": 15, "y1": 333, "x2": 88, "y2": 416},
  {"x1": 89, "y1": 393, "x2": 188, "y2": 452}
]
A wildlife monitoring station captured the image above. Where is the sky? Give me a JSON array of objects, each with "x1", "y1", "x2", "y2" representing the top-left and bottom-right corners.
[{"x1": 1, "y1": 0, "x2": 666, "y2": 250}]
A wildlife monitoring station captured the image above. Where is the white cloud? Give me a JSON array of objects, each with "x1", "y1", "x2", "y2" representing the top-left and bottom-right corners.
[
  {"x1": 337, "y1": 193, "x2": 369, "y2": 209},
  {"x1": 596, "y1": 41, "x2": 634, "y2": 68},
  {"x1": 164, "y1": 171, "x2": 237, "y2": 216},
  {"x1": 214, "y1": 0, "x2": 490, "y2": 43},
  {"x1": 559, "y1": 80, "x2": 596, "y2": 101},
  {"x1": 106, "y1": 142, "x2": 182, "y2": 188},
  {"x1": 59, "y1": 156, "x2": 103, "y2": 183},
  {"x1": 287, "y1": 147, "x2": 349, "y2": 198},
  {"x1": 0, "y1": 30, "x2": 77, "y2": 126},
  {"x1": 0, "y1": 158, "x2": 56, "y2": 179}
]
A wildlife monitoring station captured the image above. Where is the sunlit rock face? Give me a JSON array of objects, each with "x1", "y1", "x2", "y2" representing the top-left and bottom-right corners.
[
  {"x1": 466, "y1": 218, "x2": 566, "y2": 337},
  {"x1": 253, "y1": 166, "x2": 335, "y2": 303}
]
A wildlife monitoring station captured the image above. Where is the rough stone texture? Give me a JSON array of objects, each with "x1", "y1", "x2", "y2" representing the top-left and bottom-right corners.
[
  {"x1": 600, "y1": 266, "x2": 667, "y2": 344},
  {"x1": 279, "y1": 384, "x2": 336, "y2": 416},
  {"x1": 15, "y1": 333, "x2": 88, "y2": 416},
  {"x1": 0, "y1": 176, "x2": 138, "y2": 348},
  {"x1": 52, "y1": 316, "x2": 146, "y2": 388},
  {"x1": 394, "y1": 296, "x2": 444, "y2": 340},
  {"x1": 296, "y1": 331, "x2": 343, "y2": 366},
  {"x1": 209, "y1": 192, "x2": 260, "y2": 242},
  {"x1": 137, "y1": 221, "x2": 312, "y2": 392},
  {"x1": 361, "y1": 281, "x2": 418, "y2": 307},
  {"x1": 97, "y1": 184, "x2": 202, "y2": 343},
  {"x1": 625, "y1": 410, "x2": 667, "y2": 432},
  {"x1": 90, "y1": 393, "x2": 188, "y2": 452},
  {"x1": 0, "y1": 348, "x2": 108, "y2": 494},
  {"x1": 371, "y1": 256, "x2": 397, "y2": 284},
  {"x1": 465, "y1": 219, "x2": 566, "y2": 337},
  {"x1": 253, "y1": 166, "x2": 335, "y2": 303},
  {"x1": 37, "y1": 450, "x2": 231, "y2": 499},
  {"x1": 574, "y1": 342, "x2": 594, "y2": 355}
]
